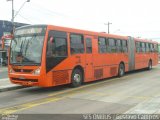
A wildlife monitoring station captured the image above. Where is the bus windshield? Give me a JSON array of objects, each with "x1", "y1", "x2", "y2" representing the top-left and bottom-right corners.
[{"x1": 10, "y1": 26, "x2": 46, "y2": 65}]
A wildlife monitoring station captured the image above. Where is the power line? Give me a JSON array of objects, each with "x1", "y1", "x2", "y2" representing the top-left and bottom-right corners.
[{"x1": 17, "y1": 13, "x2": 33, "y2": 24}]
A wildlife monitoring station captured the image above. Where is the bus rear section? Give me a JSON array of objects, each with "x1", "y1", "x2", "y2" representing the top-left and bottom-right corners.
[{"x1": 134, "y1": 38, "x2": 158, "y2": 70}]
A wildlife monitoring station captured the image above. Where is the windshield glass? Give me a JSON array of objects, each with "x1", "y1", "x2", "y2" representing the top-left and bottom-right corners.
[
  {"x1": 10, "y1": 26, "x2": 46, "y2": 65},
  {"x1": 10, "y1": 35, "x2": 44, "y2": 65}
]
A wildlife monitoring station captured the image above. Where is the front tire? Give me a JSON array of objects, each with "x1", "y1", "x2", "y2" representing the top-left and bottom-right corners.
[
  {"x1": 71, "y1": 69, "x2": 83, "y2": 87},
  {"x1": 118, "y1": 63, "x2": 125, "y2": 77}
]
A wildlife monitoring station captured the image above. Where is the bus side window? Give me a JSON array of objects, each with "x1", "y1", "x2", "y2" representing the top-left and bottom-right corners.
[
  {"x1": 141, "y1": 42, "x2": 146, "y2": 53},
  {"x1": 154, "y1": 44, "x2": 158, "y2": 52},
  {"x1": 145, "y1": 43, "x2": 150, "y2": 52},
  {"x1": 86, "y1": 38, "x2": 92, "y2": 53},
  {"x1": 47, "y1": 30, "x2": 68, "y2": 57},
  {"x1": 47, "y1": 36, "x2": 54, "y2": 56},
  {"x1": 122, "y1": 40, "x2": 127, "y2": 53},
  {"x1": 116, "y1": 39, "x2": 122, "y2": 53},
  {"x1": 98, "y1": 37, "x2": 107, "y2": 53},
  {"x1": 108, "y1": 38, "x2": 116, "y2": 53},
  {"x1": 149, "y1": 43, "x2": 154, "y2": 52},
  {"x1": 136, "y1": 42, "x2": 140, "y2": 53},
  {"x1": 70, "y1": 34, "x2": 84, "y2": 54}
]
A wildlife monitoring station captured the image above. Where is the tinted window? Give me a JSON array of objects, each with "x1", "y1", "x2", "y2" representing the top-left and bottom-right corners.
[
  {"x1": 47, "y1": 36, "x2": 67, "y2": 57},
  {"x1": 136, "y1": 42, "x2": 140, "y2": 53},
  {"x1": 154, "y1": 44, "x2": 158, "y2": 52},
  {"x1": 116, "y1": 40, "x2": 122, "y2": 47},
  {"x1": 122, "y1": 40, "x2": 128, "y2": 52},
  {"x1": 108, "y1": 38, "x2": 116, "y2": 53},
  {"x1": 108, "y1": 38, "x2": 116, "y2": 46},
  {"x1": 86, "y1": 38, "x2": 92, "y2": 53},
  {"x1": 46, "y1": 30, "x2": 68, "y2": 72},
  {"x1": 145, "y1": 43, "x2": 150, "y2": 52},
  {"x1": 116, "y1": 40, "x2": 122, "y2": 52},
  {"x1": 149, "y1": 43, "x2": 154, "y2": 52},
  {"x1": 98, "y1": 37, "x2": 107, "y2": 53},
  {"x1": 70, "y1": 34, "x2": 84, "y2": 54},
  {"x1": 141, "y1": 42, "x2": 146, "y2": 52},
  {"x1": 53, "y1": 38, "x2": 67, "y2": 56}
]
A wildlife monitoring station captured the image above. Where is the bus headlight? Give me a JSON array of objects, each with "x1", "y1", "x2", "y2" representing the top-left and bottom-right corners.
[
  {"x1": 33, "y1": 68, "x2": 41, "y2": 75},
  {"x1": 9, "y1": 68, "x2": 13, "y2": 73}
]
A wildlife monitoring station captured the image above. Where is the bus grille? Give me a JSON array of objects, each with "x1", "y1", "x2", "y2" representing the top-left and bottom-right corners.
[
  {"x1": 11, "y1": 78, "x2": 38, "y2": 82},
  {"x1": 110, "y1": 67, "x2": 117, "y2": 76},
  {"x1": 13, "y1": 69, "x2": 33, "y2": 73},
  {"x1": 53, "y1": 71, "x2": 69, "y2": 85},
  {"x1": 94, "y1": 69, "x2": 103, "y2": 79}
]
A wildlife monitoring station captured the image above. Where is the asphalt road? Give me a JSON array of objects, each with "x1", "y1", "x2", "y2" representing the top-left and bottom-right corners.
[{"x1": 0, "y1": 65, "x2": 160, "y2": 119}]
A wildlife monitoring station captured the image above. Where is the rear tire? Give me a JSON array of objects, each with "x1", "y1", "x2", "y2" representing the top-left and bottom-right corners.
[
  {"x1": 71, "y1": 69, "x2": 82, "y2": 87},
  {"x1": 118, "y1": 63, "x2": 125, "y2": 77},
  {"x1": 148, "y1": 60, "x2": 152, "y2": 70}
]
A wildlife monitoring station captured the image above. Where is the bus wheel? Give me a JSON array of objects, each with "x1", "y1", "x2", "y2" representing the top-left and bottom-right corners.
[
  {"x1": 118, "y1": 63, "x2": 125, "y2": 77},
  {"x1": 71, "y1": 69, "x2": 82, "y2": 87},
  {"x1": 148, "y1": 60, "x2": 152, "y2": 70}
]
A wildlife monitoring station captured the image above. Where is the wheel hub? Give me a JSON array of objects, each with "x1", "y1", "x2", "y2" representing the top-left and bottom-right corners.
[{"x1": 74, "y1": 74, "x2": 81, "y2": 83}]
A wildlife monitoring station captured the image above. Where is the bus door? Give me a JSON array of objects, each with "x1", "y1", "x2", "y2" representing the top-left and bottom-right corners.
[{"x1": 85, "y1": 36, "x2": 93, "y2": 81}]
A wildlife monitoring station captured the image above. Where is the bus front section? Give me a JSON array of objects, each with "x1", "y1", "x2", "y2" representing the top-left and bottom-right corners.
[{"x1": 8, "y1": 25, "x2": 47, "y2": 87}]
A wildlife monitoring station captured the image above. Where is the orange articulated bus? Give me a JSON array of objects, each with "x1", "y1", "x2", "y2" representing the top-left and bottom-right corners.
[{"x1": 8, "y1": 25, "x2": 158, "y2": 87}]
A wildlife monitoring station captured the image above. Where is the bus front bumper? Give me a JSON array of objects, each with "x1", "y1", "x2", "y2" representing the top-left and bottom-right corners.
[{"x1": 9, "y1": 73, "x2": 40, "y2": 86}]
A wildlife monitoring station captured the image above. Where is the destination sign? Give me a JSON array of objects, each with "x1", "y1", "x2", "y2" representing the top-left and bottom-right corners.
[{"x1": 15, "y1": 26, "x2": 46, "y2": 36}]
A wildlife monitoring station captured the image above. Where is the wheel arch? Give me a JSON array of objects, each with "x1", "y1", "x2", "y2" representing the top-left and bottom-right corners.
[
  {"x1": 149, "y1": 59, "x2": 152, "y2": 63},
  {"x1": 119, "y1": 61, "x2": 125, "y2": 70}
]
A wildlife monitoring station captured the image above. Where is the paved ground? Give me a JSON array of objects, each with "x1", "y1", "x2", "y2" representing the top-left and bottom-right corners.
[
  {"x1": 0, "y1": 66, "x2": 8, "y2": 79},
  {"x1": 0, "y1": 67, "x2": 23, "y2": 91},
  {"x1": 0, "y1": 65, "x2": 160, "y2": 117}
]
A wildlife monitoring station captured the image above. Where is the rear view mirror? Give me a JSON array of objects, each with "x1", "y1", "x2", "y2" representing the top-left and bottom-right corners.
[{"x1": 49, "y1": 37, "x2": 54, "y2": 43}]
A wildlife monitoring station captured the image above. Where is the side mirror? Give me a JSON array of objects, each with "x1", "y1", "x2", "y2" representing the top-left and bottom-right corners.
[{"x1": 49, "y1": 37, "x2": 54, "y2": 43}]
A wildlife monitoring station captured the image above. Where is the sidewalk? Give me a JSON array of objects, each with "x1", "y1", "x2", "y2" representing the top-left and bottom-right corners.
[
  {"x1": 0, "y1": 67, "x2": 24, "y2": 92},
  {"x1": 0, "y1": 78, "x2": 24, "y2": 92}
]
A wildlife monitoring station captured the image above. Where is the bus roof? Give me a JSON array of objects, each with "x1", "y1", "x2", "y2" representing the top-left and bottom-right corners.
[
  {"x1": 15, "y1": 24, "x2": 158, "y2": 43},
  {"x1": 134, "y1": 38, "x2": 158, "y2": 44},
  {"x1": 47, "y1": 25, "x2": 129, "y2": 40}
]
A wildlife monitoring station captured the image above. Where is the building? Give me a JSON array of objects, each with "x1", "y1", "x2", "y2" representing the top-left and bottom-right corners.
[{"x1": 0, "y1": 20, "x2": 28, "y2": 38}]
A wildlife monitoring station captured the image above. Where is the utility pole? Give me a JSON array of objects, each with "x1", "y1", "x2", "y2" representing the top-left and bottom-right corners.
[
  {"x1": 11, "y1": 0, "x2": 14, "y2": 25},
  {"x1": 104, "y1": 22, "x2": 112, "y2": 34},
  {"x1": 11, "y1": 0, "x2": 14, "y2": 32},
  {"x1": 6, "y1": 0, "x2": 14, "y2": 31},
  {"x1": 7, "y1": 0, "x2": 30, "y2": 33}
]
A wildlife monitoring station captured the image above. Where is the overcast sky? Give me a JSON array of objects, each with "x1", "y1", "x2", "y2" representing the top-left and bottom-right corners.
[{"x1": 0, "y1": 0, "x2": 160, "y2": 42}]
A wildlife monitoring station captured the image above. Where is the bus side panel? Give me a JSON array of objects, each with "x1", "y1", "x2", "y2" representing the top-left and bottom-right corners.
[
  {"x1": 45, "y1": 55, "x2": 85, "y2": 87},
  {"x1": 152, "y1": 52, "x2": 158, "y2": 66}
]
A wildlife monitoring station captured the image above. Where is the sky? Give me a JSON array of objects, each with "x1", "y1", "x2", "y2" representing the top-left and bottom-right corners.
[{"x1": 0, "y1": 0, "x2": 160, "y2": 42}]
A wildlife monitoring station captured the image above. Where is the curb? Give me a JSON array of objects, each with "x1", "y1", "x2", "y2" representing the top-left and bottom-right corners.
[{"x1": 0, "y1": 85, "x2": 26, "y2": 92}]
